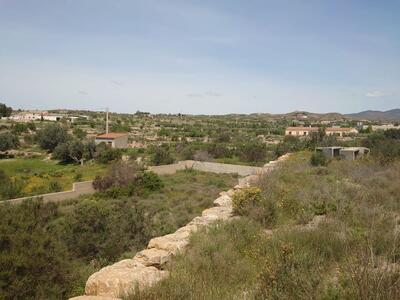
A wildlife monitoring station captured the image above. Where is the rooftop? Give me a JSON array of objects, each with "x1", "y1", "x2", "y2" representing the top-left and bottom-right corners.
[
  {"x1": 326, "y1": 127, "x2": 354, "y2": 132},
  {"x1": 286, "y1": 127, "x2": 319, "y2": 131}
]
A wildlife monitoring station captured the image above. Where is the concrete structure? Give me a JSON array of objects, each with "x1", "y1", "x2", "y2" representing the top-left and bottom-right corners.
[
  {"x1": 325, "y1": 127, "x2": 358, "y2": 137},
  {"x1": 315, "y1": 146, "x2": 343, "y2": 158},
  {"x1": 285, "y1": 126, "x2": 319, "y2": 136},
  {"x1": 339, "y1": 147, "x2": 370, "y2": 160},
  {"x1": 95, "y1": 133, "x2": 128, "y2": 149},
  {"x1": 316, "y1": 146, "x2": 369, "y2": 160}
]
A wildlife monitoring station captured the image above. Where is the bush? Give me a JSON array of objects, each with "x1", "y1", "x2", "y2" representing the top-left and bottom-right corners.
[
  {"x1": 0, "y1": 132, "x2": 19, "y2": 151},
  {"x1": 310, "y1": 151, "x2": 328, "y2": 166},
  {"x1": 237, "y1": 140, "x2": 267, "y2": 163},
  {"x1": 94, "y1": 143, "x2": 122, "y2": 164},
  {"x1": 232, "y1": 187, "x2": 262, "y2": 215},
  {"x1": 150, "y1": 145, "x2": 174, "y2": 165},
  {"x1": 137, "y1": 171, "x2": 164, "y2": 192},
  {"x1": 92, "y1": 161, "x2": 141, "y2": 192}
]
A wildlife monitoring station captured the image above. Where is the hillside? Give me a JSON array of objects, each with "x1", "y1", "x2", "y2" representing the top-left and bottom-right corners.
[
  {"x1": 130, "y1": 152, "x2": 400, "y2": 299},
  {"x1": 346, "y1": 109, "x2": 400, "y2": 121}
]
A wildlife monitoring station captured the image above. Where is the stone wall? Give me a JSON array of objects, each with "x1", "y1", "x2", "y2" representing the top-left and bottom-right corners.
[{"x1": 71, "y1": 154, "x2": 290, "y2": 300}]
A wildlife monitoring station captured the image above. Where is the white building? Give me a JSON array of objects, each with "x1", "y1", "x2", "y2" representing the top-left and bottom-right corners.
[{"x1": 95, "y1": 133, "x2": 128, "y2": 149}]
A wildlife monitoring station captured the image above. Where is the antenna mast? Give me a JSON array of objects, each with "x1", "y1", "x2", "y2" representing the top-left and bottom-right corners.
[{"x1": 106, "y1": 107, "x2": 109, "y2": 134}]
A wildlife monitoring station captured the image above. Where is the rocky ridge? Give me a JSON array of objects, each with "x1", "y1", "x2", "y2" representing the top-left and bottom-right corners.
[{"x1": 70, "y1": 154, "x2": 290, "y2": 300}]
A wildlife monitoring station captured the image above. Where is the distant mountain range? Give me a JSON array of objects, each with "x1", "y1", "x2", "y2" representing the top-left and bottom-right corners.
[{"x1": 345, "y1": 109, "x2": 400, "y2": 121}]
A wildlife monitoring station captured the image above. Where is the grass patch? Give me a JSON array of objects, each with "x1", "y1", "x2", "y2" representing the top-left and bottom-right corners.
[{"x1": 0, "y1": 158, "x2": 105, "y2": 199}]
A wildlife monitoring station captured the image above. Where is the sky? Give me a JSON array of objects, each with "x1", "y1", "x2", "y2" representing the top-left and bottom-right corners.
[{"x1": 0, "y1": 0, "x2": 399, "y2": 114}]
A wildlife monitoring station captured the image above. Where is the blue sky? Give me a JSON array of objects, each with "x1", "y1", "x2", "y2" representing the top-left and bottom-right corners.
[{"x1": 0, "y1": 0, "x2": 399, "y2": 114}]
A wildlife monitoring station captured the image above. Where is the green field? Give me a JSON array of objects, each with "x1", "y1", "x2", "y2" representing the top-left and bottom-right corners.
[{"x1": 0, "y1": 158, "x2": 105, "y2": 199}]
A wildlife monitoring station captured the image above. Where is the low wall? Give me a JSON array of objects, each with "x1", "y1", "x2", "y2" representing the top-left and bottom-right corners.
[
  {"x1": 149, "y1": 160, "x2": 262, "y2": 176},
  {"x1": 1, "y1": 181, "x2": 94, "y2": 205}
]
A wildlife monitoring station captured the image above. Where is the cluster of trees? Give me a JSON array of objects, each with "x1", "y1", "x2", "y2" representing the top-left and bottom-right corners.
[
  {"x1": 35, "y1": 123, "x2": 121, "y2": 165},
  {"x1": 362, "y1": 129, "x2": 400, "y2": 164},
  {"x1": 0, "y1": 103, "x2": 12, "y2": 117}
]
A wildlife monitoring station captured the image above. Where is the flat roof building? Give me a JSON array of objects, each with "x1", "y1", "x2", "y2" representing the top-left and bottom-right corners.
[
  {"x1": 95, "y1": 133, "x2": 128, "y2": 149},
  {"x1": 316, "y1": 146, "x2": 369, "y2": 160},
  {"x1": 285, "y1": 127, "x2": 319, "y2": 136}
]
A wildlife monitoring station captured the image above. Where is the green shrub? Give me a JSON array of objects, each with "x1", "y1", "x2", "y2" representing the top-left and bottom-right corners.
[
  {"x1": 138, "y1": 171, "x2": 164, "y2": 192},
  {"x1": 232, "y1": 187, "x2": 262, "y2": 215},
  {"x1": 0, "y1": 132, "x2": 19, "y2": 151},
  {"x1": 94, "y1": 143, "x2": 122, "y2": 164},
  {"x1": 310, "y1": 151, "x2": 328, "y2": 166}
]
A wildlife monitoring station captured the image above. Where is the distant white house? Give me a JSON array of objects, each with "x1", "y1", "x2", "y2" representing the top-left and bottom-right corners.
[
  {"x1": 325, "y1": 127, "x2": 358, "y2": 137},
  {"x1": 285, "y1": 127, "x2": 319, "y2": 136},
  {"x1": 364, "y1": 124, "x2": 400, "y2": 131},
  {"x1": 285, "y1": 126, "x2": 358, "y2": 137},
  {"x1": 95, "y1": 133, "x2": 128, "y2": 149}
]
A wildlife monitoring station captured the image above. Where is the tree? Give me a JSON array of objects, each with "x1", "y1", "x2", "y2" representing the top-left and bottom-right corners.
[
  {"x1": 0, "y1": 132, "x2": 19, "y2": 151},
  {"x1": 53, "y1": 140, "x2": 96, "y2": 165},
  {"x1": 36, "y1": 123, "x2": 69, "y2": 152},
  {"x1": 0, "y1": 103, "x2": 12, "y2": 117}
]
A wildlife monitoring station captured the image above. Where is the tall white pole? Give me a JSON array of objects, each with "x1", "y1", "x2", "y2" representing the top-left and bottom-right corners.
[{"x1": 106, "y1": 107, "x2": 109, "y2": 134}]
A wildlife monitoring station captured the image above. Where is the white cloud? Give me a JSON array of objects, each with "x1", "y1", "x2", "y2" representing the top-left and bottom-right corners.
[{"x1": 365, "y1": 90, "x2": 391, "y2": 98}]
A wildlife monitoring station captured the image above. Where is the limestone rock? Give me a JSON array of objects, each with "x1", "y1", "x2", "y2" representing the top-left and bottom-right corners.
[
  {"x1": 147, "y1": 231, "x2": 190, "y2": 254},
  {"x1": 201, "y1": 206, "x2": 232, "y2": 221},
  {"x1": 133, "y1": 248, "x2": 172, "y2": 267},
  {"x1": 219, "y1": 189, "x2": 235, "y2": 197},
  {"x1": 213, "y1": 195, "x2": 232, "y2": 207},
  {"x1": 85, "y1": 265, "x2": 168, "y2": 297}
]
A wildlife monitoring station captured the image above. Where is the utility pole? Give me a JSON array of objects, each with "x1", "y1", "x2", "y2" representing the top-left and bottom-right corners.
[{"x1": 106, "y1": 107, "x2": 109, "y2": 134}]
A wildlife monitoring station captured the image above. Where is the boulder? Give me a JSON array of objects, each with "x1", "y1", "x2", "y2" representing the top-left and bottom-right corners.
[
  {"x1": 213, "y1": 195, "x2": 232, "y2": 207},
  {"x1": 219, "y1": 189, "x2": 235, "y2": 197},
  {"x1": 201, "y1": 206, "x2": 232, "y2": 221},
  {"x1": 85, "y1": 265, "x2": 168, "y2": 297},
  {"x1": 133, "y1": 248, "x2": 172, "y2": 267},
  {"x1": 147, "y1": 231, "x2": 190, "y2": 254}
]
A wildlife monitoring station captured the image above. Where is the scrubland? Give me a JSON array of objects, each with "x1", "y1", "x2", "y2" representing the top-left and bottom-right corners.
[{"x1": 130, "y1": 152, "x2": 400, "y2": 300}]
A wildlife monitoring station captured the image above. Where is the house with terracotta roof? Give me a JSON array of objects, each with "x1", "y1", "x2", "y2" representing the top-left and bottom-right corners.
[
  {"x1": 95, "y1": 133, "x2": 128, "y2": 149},
  {"x1": 325, "y1": 127, "x2": 358, "y2": 137},
  {"x1": 285, "y1": 126, "x2": 319, "y2": 136}
]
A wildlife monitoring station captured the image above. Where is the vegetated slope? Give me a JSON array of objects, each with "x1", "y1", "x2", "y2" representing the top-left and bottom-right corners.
[
  {"x1": 0, "y1": 170, "x2": 237, "y2": 299},
  {"x1": 346, "y1": 108, "x2": 400, "y2": 121},
  {"x1": 130, "y1": 153, "x2": 400, "y2": 300}
]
